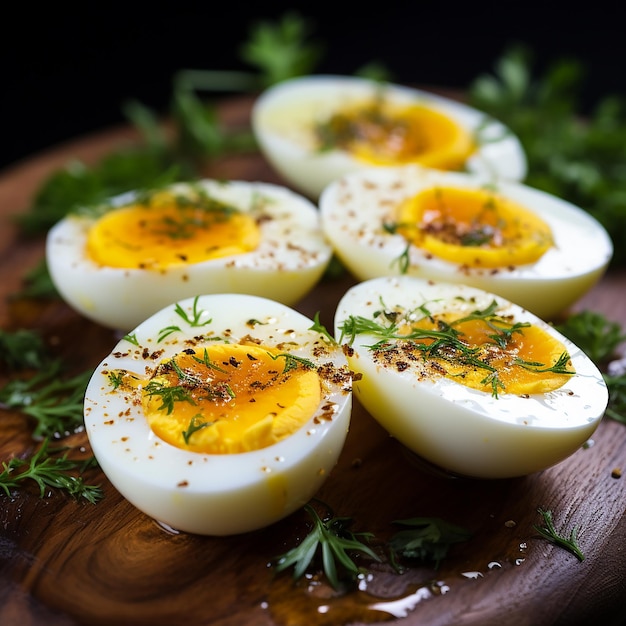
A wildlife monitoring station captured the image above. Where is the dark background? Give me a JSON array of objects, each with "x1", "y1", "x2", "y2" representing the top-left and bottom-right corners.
[{"x1": 2, "y1": 2, "x2": 624, "y2": 172}]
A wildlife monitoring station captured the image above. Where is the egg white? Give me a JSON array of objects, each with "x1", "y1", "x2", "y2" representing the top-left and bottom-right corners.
[
  {"x1": 334, "y1": 276, "x2": 608, "y2": 479},
  {"x1": 320, "y1": 165, "x2": 613, "y2": 320},
  {"x1": 46, "y1": 179, "x2": 333, "y2": 332},
  {"x1": 84, "y1": 293, "x2": 352, "y2": 535},
  {"x1": 252, "y1": 74, "x2": 527, "y2": 198}
]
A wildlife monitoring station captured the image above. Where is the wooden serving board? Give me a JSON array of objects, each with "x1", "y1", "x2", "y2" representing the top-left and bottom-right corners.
[{"x1": 1, "y1": 98, "x2": 625, "y2": 626}]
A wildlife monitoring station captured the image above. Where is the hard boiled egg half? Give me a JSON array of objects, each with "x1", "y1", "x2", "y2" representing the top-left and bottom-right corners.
[
  {"x1": 252, "y1": 74, "x2": 527, "y2": 198},
  {"x1": 84, "y1": 293, "x2": 353, "y2": 535},
  {"x1": 46, "y1": 179, "x2": 332, "y2": 332},
  {"x1": 334, "y1": 276, "x2": 608, "y2": 479},
  {"x1": 320, "y1": 165, "x2": 613, "y2": 320}
]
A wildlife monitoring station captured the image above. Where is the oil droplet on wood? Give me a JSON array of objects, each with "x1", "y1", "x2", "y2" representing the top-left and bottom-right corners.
[{"x1": 266, "y1": 573, "x2": 451, "y2": 625}]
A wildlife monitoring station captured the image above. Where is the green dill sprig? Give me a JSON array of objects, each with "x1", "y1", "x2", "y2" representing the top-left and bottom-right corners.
[
  {"x1": 533, "y1": 508, "x2": 584, "y2": 562},
  {"x1": 11, "y1": 259, "x2": 59, "y2": 300},
  {"x1": 143, "y1": 381, "x2": 195, "y2": 414},
  {"x1": 191, "y1": 348, "x2": 228, "y2": 373},
  {"x1": 15, "y1": 13, "x2": 320, "y2": 237},
  {"x1": 515, "y1": 351, "x2": 575, "y2": 375},
  {"x1": 337, "y1": 300, "x2": 574, "y2": 398},
  {"x1": 267, "y1": 352, "x2": 316, "y2": 374},
  {"x1": 480, "y1": 370, "x2": 506, "y2": 398},
  {"x1": 0, "y1": 328, "x2": 48, "y2": 371},
  {"x1": 0, "y1": 439, "x2": 103, "y2": 503},
  {"x1": 108, "y1": 371, "x2": 124, "y2": 389},
  {"x1": 123, "y1": 332, "x2": 140, "y2": 346},
  {"x1": 274, "y1": 501, "x2": 380, "y2": 590},
  {"x1": 174, "y1": 296, "x2": 212, "y2": 328},
  {"x1": 391, "y1": 242, "x2": 412, "y2": 274},
  {"x1": 0, "y1": 362, "x2": 91, "y2": 439},
  {"x1": 555, "y1": 310, "x2": 626, "y2": 364},
  {"x1": 388, "y1": 517, "x2": 472, "y2": 571},
  {"x1": 308, "y1": 311, "x2": 336, "y2": 343},
  {"x1": 240, "y1": 12, "x2": 323, "y2": 88},
  {"x1": 157, "y1": 326, "x2": 181, "y2": 342},
  {"x1": 382, "y1": 223, "x2": 415, "y2": 274},
  {"x1": 167, "y1": 357, "x2": 235, "y2": 401},
  {"x1": 182, "y1": 415, "x2": 213, "y2": 444},
  {"x1": 469, "y1": 45, "x2": 626, "y2": 267},
  {"x1": 17, "y1": 152, "x2": 184, "y2": 236}
]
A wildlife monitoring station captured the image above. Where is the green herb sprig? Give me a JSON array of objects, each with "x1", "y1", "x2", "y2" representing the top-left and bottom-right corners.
[
  {"x1": 174, "y1": 295, "x2": 212, "y2": 328},
  {"x1": 388, "y1": 517, "x2": 472, "y2": 570},
  {"x1": 555, "y1": 310, "x2": 626, "y2": 365},
  {"x1": 603, "y1": 373, "x2": 626, "y2": 425},
  {"x1": 554, "y1": 310, "x2": 626, "y2": 424},
  {"x1": 308, "y1": 311, "x2": 336, "y2": 344},
  {"x1": 0, "y1": 439, "x2": 102, "y2": 503},
  {"x1": 143, "y1": 381, "x2": 195, "y2": 414},
  {"x1": 182, "y1": 415, "x2": 213, "y2": 445},
  {"x1": 16, "y1": 13, "x2": 320, "y2": 237},
  {"x1": 0, "y1": 328, "x2": 48, "y2": 371},
  {"x1": 11, "y1": 259, "x2": 59, "y2": 300},
  {"x1": 337, "y1": 300, "x2": 570, "y2": 398},
  {"x1": 274, "y1": 501, "x2": 380, "y2": 590},
  {"x1": 0, "y1": 362, "x2": 91, "y2": 439},
  {"x1": 267, "y1": 352, "x2": 316, "y2": 374},
  {"x1": 469, "y1": 45, "x2": 626, "y2": 267},
  {"x1": 533, "y1": 508, "x2": 584, "y2": 562}
]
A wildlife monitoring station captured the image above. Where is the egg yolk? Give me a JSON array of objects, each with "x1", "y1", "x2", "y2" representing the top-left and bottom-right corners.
[
  {"x1": 368, "y1": 307, "x2": 574, "y2": 396},
  {"x1": 86, "y1": 191, "x2": 260, "y2": 270},
  {"x1": 314, "y1": 100, "x2": 475, "y2": 170},
  {"x1": 138, "y1": 344, "x2": 321, "y2": 453},
  {"x1": 395, "y1": 186, "x2": 553, "y2": 268}
]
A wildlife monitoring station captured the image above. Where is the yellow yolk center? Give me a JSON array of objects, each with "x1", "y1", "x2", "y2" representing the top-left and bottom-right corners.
[
  {"x1": 140, "y1": 344, "x2": 321, "y2": 453},
  {"x1": 396, "y1": 186, "x2": 554, "y2": 268},
  {"x1": 373, "y1": 311, "x2": 574, "y2": 396},
  {"x1": 86, "y1": 192, "x2": 260, "y2": 270},
  {"x1": 315, "y1": 101, "x2": 475, "y2": 170}
]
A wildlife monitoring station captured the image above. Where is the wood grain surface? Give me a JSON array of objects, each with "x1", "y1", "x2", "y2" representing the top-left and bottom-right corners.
[{"x1": 1, "y1": 98, "x2": 625, "y2": 626}]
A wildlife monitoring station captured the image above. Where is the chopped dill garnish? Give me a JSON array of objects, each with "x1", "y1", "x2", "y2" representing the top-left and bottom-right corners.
[
  {"x1": 191, "y1": 348, "x2": 228, "y2": 373},
  {"x1": 515, "y1": 351, "x2": 575, "y2": 375},
  {"x1": 308, "y1": 311, "x2": 335, "y2": 343},
  {"x1": 174, "y1": 296, "x2": 212, "y2": 328},
  {"x1": 143, "y1": 381, "x2": 195, "y2": 414},
  {"x1": 123, "y1": 332, "x2": 140, "y2": 346},
  {"x1": 267, "y1": 352, "x2": 316, "y2": 374},
  {"x1": 338, "y1": 298, "x2": 572, "y2": 398},
  {"x1": 157, "y1": 325, "x2": 182, "y2": 342},
  {"x1": 182, "y1": 414, "x2": 214, "y2": 444}
]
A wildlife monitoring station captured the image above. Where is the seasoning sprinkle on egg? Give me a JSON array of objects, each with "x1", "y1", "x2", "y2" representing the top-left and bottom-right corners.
[
  {"x1": 252, "y1": 74, "x2": 527, "y2": 198},
  {"x1": 85, "y1": 294, "x2": 353, "y2": 535},
  {"x1": 334, "y1": 276, "x2": 608, "y2": 479},
  {"x1": 46, "y1": 180, "x2": 332, "y2": 331},
  {"x1": 320, "y1": 165, "x2": 613, "y2": 320}
]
